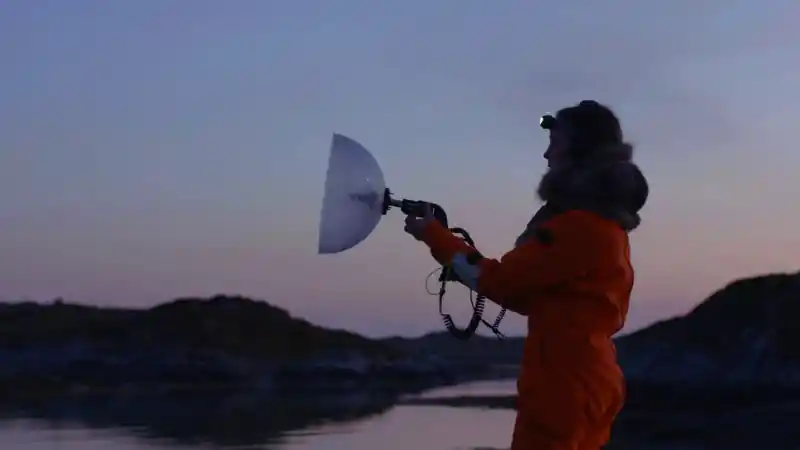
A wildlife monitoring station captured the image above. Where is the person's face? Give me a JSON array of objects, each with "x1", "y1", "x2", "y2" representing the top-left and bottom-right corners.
[{"x1": 543, "y1": 128, "x2": 571, "y2": 168}]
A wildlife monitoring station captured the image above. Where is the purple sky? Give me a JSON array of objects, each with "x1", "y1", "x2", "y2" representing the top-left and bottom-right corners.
[{"x1": 3, "y1": 1, "x2": 800, "y2": 337}]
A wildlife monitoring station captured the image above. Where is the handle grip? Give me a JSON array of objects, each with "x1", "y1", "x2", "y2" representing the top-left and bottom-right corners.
[{"x1": 400, "y1": 200, "x2": 449, "y2": 228}]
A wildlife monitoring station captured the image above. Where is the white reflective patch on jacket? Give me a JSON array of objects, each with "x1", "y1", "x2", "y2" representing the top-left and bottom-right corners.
[{"x1": 449, "y1": 252, "x2": 479, "y2": 291}]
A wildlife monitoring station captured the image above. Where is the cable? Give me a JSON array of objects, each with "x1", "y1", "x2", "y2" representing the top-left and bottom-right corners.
[
  {"x1": 425, "y1": 267, "x2": 443, "y2": 295},
  {"x1": 423, "y1": 226, "x2": 507, "y2": 341},
  {"x1": 398, "y1": 198, "x2": 507, "y2": 340}
]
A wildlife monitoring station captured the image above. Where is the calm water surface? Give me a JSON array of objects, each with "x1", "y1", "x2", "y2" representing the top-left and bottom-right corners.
[
  {"x1": 0, "y1": 380, "x2": 518, "y2": 450},
  {"x1": 2, "y1": 379, "x2": 797, "y2": 450}
]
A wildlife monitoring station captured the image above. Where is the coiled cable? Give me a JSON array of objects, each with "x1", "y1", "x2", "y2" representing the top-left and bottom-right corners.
[{"x1": 423, "y1": 227, "x2": 507, "y2": 340}]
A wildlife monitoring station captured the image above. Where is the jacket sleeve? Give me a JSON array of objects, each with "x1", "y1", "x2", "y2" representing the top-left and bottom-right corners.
[{"x1": 419, "y1": 211, "x2": 616, "y2": 315}]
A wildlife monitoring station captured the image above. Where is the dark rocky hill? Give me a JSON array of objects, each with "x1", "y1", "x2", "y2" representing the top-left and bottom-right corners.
[
  {"x1": 5, "y1": 271, "x2": 798, "y2": 398},
  {"x1": 0, "y1": 296, "x2": 467, "y2": 396},
  {"x1": 0, "y1": 295, "x2": 395, "y2": 361},
  {"x1": 617, "y1": 272, "x2": 800, "y2": 389}
]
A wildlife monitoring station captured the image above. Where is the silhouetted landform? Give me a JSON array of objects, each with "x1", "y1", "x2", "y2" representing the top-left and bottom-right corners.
[
  {"x1": 382, "y1": 331, "x2": 522, "y2": 379},
  {"x1": 383, "y1": 331, "x2": 523, "y2": 365},
  {"x1": 0, "y1": 295, "x2": 505, "y2": 397},
  {"x1": 4, "y1": 271, "x2": 798, "y2": 401},
  {"x1": 617, "y1": 272, "x2": 800, "y2": 390}
]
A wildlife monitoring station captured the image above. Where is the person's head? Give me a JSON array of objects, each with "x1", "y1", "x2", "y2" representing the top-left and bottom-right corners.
[
  {"x1": 534, "y1": 100, "x2": 648, "y2": 231},
  {"x1": 539, "y1": 100, "x2": 624, "y2": 168}
]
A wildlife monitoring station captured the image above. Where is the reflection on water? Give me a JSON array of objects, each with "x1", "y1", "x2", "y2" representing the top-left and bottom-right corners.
[
  {"x1": 0, "y1": 422, "x2": 174, "y2": 450},
  {"x1": 0, "y1": 381, "x2": 517, "y2": 450},
  {"x1": 2, "y1": 380, "x2": 799, "y2": 450},
  {"x1": 413, "y1": 380, "x2": 516, "y2": 399},
  {"x1": 282, "y1": 404, "x2": 514, "y2": 450}
]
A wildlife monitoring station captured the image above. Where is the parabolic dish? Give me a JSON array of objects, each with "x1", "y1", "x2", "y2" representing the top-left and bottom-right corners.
[{"x1": 317, "y1": 133, "x2": 387, "y2": 254}]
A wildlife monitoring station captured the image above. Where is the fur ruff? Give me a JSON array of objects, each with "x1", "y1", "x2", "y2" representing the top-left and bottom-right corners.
[{"x1": 515, "y1": 143, "x2": 649, "y2": 247}]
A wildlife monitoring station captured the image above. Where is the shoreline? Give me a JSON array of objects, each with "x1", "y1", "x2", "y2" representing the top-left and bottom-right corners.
[
  {"x1": 0, "y1": 373, "x2": 518, "y2": 404},
  {"x1": 401, "y1": 382, "x2": 800, "y2": 412},
  {"x1": 401, "y1": 394, "x2": 516, "y2": 409}
]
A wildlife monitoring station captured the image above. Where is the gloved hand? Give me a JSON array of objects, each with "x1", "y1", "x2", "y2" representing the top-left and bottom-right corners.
[{"x1": 404, "y1": 203, "x2": 436, "y2": 241}]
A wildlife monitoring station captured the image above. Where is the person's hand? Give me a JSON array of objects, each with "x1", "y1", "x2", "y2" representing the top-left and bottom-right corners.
[{"x1": 404, "y1": 203, "x2": 436, "y2": 241}]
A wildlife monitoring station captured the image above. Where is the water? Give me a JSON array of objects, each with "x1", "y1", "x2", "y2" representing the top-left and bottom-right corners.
[
  {"x1": 0, "y1": 380, "x2": 518, "y2": 450},
  {"x1": 3, "y1": 380, "x2": 800, "y2": 449}
]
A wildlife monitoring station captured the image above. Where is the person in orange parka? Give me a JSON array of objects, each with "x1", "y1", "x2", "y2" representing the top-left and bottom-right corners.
[{"x1": 404, "y1": 100, "x2": 649, "y2": 450}]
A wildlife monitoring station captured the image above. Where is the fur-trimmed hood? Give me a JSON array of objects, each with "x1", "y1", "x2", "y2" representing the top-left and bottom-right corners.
[{"x1": 515, "y1": 143, "x2": 649, "y2": 247}]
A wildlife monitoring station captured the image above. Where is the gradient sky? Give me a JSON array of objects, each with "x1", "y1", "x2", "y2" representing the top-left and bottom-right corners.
[{"x1": 2, "y1": 0, "x2": 800, "y2": 338}]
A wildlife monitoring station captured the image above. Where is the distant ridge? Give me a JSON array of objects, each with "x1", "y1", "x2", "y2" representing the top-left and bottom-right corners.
[{"x1": 0, "y1": 295, "x2": 399, "y2": 361}]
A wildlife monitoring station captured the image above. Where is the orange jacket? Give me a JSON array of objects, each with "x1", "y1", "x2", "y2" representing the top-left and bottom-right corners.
[{"x1": 419, "y1": 209, "x2": 632, "y2": 449}]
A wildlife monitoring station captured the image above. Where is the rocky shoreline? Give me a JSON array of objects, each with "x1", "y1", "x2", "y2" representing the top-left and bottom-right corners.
[
  {"x1": 0, "y1": 339, "x2": 515, "y2": 399},
  {"x1": 3, "y1": 270, "x2": 800, "y2": 403}
]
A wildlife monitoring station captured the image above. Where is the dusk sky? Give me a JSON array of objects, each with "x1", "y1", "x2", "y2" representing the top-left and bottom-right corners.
[{"x1": 3, "y1": 1, "x2": 799, "y2": 337}]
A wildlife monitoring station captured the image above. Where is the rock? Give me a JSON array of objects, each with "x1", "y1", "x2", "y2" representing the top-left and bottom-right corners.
[
  {"x1": 0, "y1": 296, "x2": 477, "y2": 396},
  {"x1": 617, "y1": 271, "x2": 800, "y2": 392}
]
